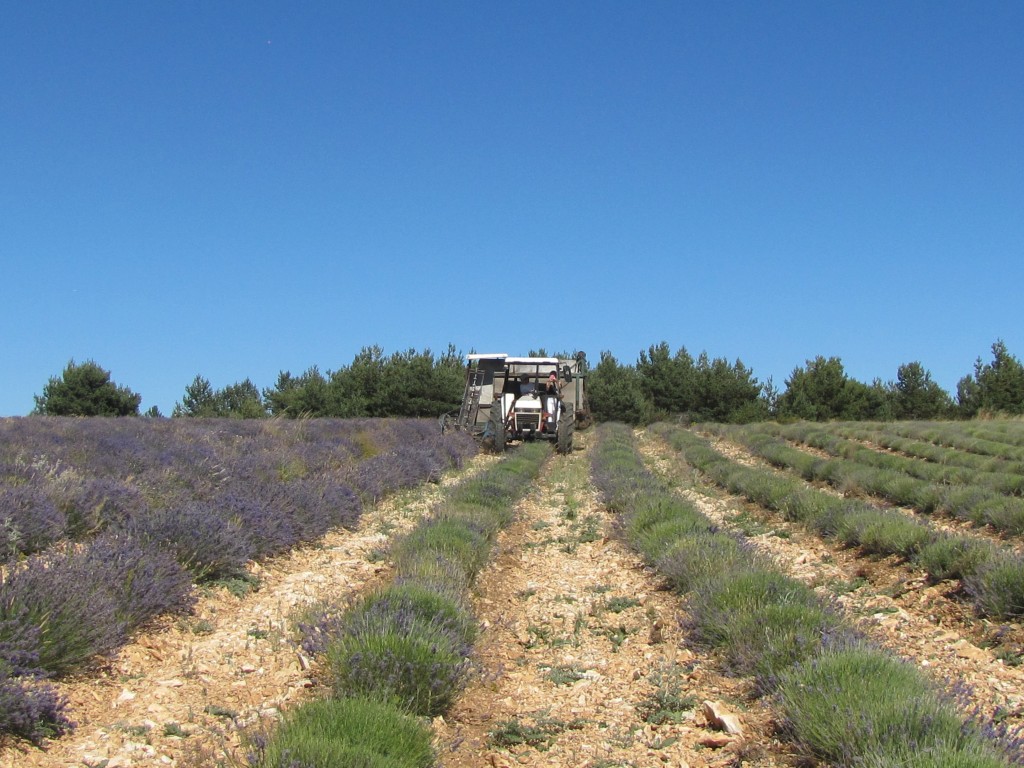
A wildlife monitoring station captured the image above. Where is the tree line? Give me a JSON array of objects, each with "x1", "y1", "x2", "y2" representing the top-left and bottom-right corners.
[{"x1": 31, "y1": 340, "x2": 1024, "y2": 423}]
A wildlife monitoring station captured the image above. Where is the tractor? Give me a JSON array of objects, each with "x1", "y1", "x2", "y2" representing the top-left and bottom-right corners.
[{"x1": 442, "y1": 352, "x2": 588, "y2": 453}]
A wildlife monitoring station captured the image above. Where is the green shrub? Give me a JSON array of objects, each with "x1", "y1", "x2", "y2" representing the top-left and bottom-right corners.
[
  {"x1": 915, "y1": 536, "x2": 995, "y2": 582},
  {"x1": 326, "y1": 613, "x2": 469, "y2": 717},
  {"x1": 856, "y1": 745, "x2": 1010, "y2": 768},
  {"x1": 732, "y1": 470, "x2": 787, "y2": 509},
  {"x1": 392, "y1": 519, "x2": 488, "y2": 582},
  {"x1": 718, "y1": 601, "x2": 848, "y2": 691},
  {"x1": 448, "y1": 443, "x2": 547, "y2": 510},
  {"x1": 433, "y1": 501, "x2": 508, "y2": 540},
  {"x1": 940, "y1": 486, "x2": 994, "y2": 521},
  {"x1": 844, "y1": 511, "x2": 933, "y2": 559},
  {"x1": 805, "y1": 499, "x2": 858, "y2": 540},
  {"x1": 777, "y1": 647, "x2": 993, "y2": 765},
  {"x1": 964, "y1": 554, "x2": 1024, "y2": 619},
  {"x1": 655, "y1": 531, "x2": 749, "y2": 593},
  {"x1": 873, "y1": 471, "x2": 928, "y2": 509},
  {"x1": 252, "y1": 696, "x2": 435, "y2": 768},
  {"x1": 972, "y1": 497, "x2": 1024, "y2": 535},
  {"x1": 353, "y1": 582, "x2": 477, "y2": 648},
  {"x1": 689, "y1": 568, "x2": 818, "y2": 650},
  {"x1": 392, "y1": 551, "x2": 470, "y2": 597},
  {"x1": 633, "y1": 517, "x2": 709, "y2": 563},
  {"x1": 627, "y1": 495, "x2": 704, "y2": 536},
  {"x1": 778, "y1": 487, "x2": 834, "y2": 524}
]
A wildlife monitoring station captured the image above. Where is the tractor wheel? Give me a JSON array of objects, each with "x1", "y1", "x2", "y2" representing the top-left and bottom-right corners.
[
  {"x1": 557, "y1": 403, "x2": 574, "y2": 454},
  {"x1": 485, "y1": 403, "x2": 506, "y2": 453}
]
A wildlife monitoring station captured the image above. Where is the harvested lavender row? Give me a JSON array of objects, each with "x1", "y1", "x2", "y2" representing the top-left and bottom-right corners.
[
  {"x1": 591, "y1": 423, "x2": 1017, "y2": 767},
  {"x1": 707, "y1": 422, "x2": 1024, "y2": 535},
  {"x1": 659, "y1": 423, "x2": 1024, "y2": 620}
]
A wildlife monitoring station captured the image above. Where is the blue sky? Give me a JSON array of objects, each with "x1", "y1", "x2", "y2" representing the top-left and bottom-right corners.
[{"x1": 2, "y1": 2, "x2": 1022, "y2": 416}]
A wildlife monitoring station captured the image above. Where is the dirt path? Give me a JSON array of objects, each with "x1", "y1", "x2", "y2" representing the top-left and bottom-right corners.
[
  {"x1": 2, "y1": 454, "x2": 497, "y2": 768},
  {"x1": 434, "y1": 434, "x2": 795, "y2": 768},
  {"x1": 637, "y1": 431, "x2": 1024, "y2": 746}
]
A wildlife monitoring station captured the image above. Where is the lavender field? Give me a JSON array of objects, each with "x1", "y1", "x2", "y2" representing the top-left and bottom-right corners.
[{"x1": 0, "y1": 416, "x2": 476, "y2": 743}]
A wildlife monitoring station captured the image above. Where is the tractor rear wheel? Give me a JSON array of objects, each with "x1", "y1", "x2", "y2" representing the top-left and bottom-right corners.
[
  {"x1": 557, "y1": 403, "x2": 574, "y2": 454},
  {"x1": 485, "y1": 403, "x2": 506, "y2": 453}
]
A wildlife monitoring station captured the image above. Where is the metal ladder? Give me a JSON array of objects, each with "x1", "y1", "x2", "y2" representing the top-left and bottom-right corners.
[{"x1": 457, "y1": 368, "x2": 486, "y2": 429}]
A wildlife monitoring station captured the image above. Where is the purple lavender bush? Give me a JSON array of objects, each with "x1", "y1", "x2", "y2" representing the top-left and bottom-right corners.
[
  {"x1": 0, "y1": 668, "x2": 72, "y2": 745},
  {"x1": 0, "y1": 549, "x2": 127, "y2": 674},
  {"x1": 83, "y1": 532, "x2": 195, "y2": 629},
  {"x1": 129, "y1": 502, "x2": 253, "y2": 582},
  {"x1": 0, "y1": 486, "x2": 67, "y2": 560},
  {"x1": 56, "y1": 477, "x2": 147, "y2": 538},
  {"x1": 0, "y1": 619, "x2": 72, "y2": 743},
  {"x1": 0, "y1": 414, "x2": 476, "y2": 744}
]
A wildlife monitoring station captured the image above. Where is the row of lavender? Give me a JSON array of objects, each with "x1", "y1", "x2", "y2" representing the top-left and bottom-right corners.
[
  {"x1": 0, "y1": 416, "x2": 476, "y2": 744},
  {"x1": 591, "y1": 424, "x2": 1018, "y2": 766}
]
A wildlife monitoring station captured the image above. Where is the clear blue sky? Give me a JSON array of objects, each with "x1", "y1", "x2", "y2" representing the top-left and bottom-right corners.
[{"x1": 2, "y1": 2, "x2": 1022, "y2": 416}]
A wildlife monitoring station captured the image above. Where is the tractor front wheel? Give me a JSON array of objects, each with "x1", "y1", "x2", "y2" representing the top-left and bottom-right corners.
[{"x1": 557, "y1": 403, "x2": 574, "y2": 454}]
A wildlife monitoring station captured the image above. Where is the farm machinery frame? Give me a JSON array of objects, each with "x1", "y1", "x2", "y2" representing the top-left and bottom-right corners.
[{"x1": 442, "y1": 353, "x2": 588, "y2": 453}]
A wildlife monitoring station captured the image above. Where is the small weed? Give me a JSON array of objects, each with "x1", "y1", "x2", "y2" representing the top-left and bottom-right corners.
[
  {"x1": 524, "y1": 625, "x2": 552, "y2": 648},
  {"x1": 995, "y1": 647, "x2": 1022, "y2": 667},
  {"x1": 576, "y1": 515, "x2": 603, "y2": 543},
  {"x1": 830, "y1": 576, "x2": 868, "y2": 595},
  {"x1": 596, "y1": 623, "x2": 632, "y2": 652},
  {"x1": 488, "y1": 718, "x2": 563, "y2": 751},
  {"x1": 544, "y1": 663, "x2": 588, "y2": 686},
  {"x1": 517, "y1": 588, "x2": 537, "y2": 599},
  {"x1": 532, "y1": 519, "x2": 551, "y2": 530},
  {"x1": 189, "y1": 619, "x2": 215, "y2": 635},
  {"x1": 204, "y1": 704, "x2": 238, "y2": 719},
  {"x1": 163, "y1": 722, "x2": 190, "y2": 738},
  {"x1": 587, "y1": 583, "x2": 613, "y2": 593},
  {"x1": 603, "y1": 596, "x2": 641, "y2": 614},
  {"x1": 607, "y1": 724, "x2": 640, "y2": 749},
  {"x1": 865, "y1": 605, "x2": 899, "y2": 616},
  {"x1": 524, "y1": 536, "x2": 556, "y2": 549},
  {"x1": 564, "y1": 494, "x2": 582, "y2": 517},
  {"x1": 649, "y1": 735, "x2": 679, "y2": 750},
  {"x1": 216, "y1": 573, "x2": 260, "y2": 598},
  {"x1": 247, "y1": 628, "x2": 269, "y2": 640},
  {"x1": 573, "y1": 613, "x2": 588, "y2": 635},
  {"x1": 114, "y1": 722, "x2": 151, "y2": 738},
  {"x1": 366, "y1": 546, "x2": 388, "y2": 563},
  {"x1": 729, "y1": 510, "x2": 770, "y2": 537},
  {"x1": 637, "y1": 662, "x2": 698, "y2": 725}
]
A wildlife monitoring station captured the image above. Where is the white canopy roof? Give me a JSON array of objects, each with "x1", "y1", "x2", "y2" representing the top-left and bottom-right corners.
[{"x1": 466, "y1": 354, "x2": 561, "y2": 365}]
